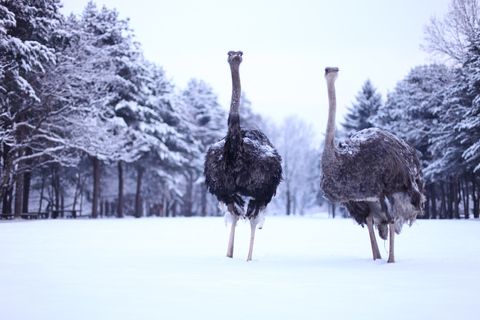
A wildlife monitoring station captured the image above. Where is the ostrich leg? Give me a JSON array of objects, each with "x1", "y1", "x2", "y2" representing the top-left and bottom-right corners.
[
  {"x1": 247, "y1": 219, "x2": 258, "y2": 261},
  {"x1": 227, "y1": 215, "x2": 238, "y2": 258},
  {"x1": 366, "y1": 214, "x2": 382, "y2": 260},
  {"x1": 388, "y1": 222, "x2": 395, "y2": 263}
]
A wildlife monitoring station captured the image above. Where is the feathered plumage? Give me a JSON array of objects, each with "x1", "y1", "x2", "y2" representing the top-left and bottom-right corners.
[
  {"x1": 204, "y1": 51, "x2": 282, "y2": 261},
  {"x1": 320, "y1": 67, "x2": 425, "y2": 263},
  {"x1": 205, "y1": 129, "x2": 282, "y2": 217}
]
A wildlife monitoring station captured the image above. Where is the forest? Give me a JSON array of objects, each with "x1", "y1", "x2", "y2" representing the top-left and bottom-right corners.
[{"x1": 1, "y1": 0, "x2": 479, "y2": 220}]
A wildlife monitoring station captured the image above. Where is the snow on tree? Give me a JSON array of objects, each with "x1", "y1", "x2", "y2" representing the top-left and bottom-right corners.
[
  {"x1": 374, "y1": 64, "x2": 454, "y2": 157},
  {"x1": 239, "y1": 92, "x2": 268, "y2": 131},
  {"x1": 460, "y1": 33, "x2": 480, "y2": 173},
  {"x1": 341, "y1": 79, "x2": 382, "y2": 134},
  {"x1": 422, "y1": 0, "x2": 480, "y2": 64},
  {"x1": 0, "y1": 0, "x2": 63, "y2": 217},
  {"x1": 450, "y1": 30, "x2": 480, "y2": 173},
  {"x1": 183, "y1": 78, "x2": 226, "y2": 149},
  {"x1": 182, "y1": 78, "x2": 226, "y2": 216}
]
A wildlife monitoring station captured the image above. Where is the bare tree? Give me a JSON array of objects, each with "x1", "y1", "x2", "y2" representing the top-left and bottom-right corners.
[
  {"x1": 277, "y1": 116, "x2": 318, "y2": 216},
  {"x1": 422, "y1": 0, "x2": 480, "y2": 63}
]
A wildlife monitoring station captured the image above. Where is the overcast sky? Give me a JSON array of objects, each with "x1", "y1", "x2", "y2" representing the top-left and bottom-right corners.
[{"x1": 60, "y1": 0, "x2": 451, "y2": 140}]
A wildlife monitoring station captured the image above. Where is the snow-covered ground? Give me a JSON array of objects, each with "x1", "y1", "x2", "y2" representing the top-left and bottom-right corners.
[{"x1": 1, "y1": 215, "x2": 479, "y2": 320}]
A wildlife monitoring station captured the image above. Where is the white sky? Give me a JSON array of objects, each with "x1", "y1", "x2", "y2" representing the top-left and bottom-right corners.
[{"x1": 60, "y1": 0, "x2": 451, "y2": 140}]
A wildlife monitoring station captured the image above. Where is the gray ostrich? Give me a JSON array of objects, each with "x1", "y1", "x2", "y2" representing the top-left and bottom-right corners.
[
  {"x1": 320, "y1": 67, "x2": 425, "y2": 263},
  {"x1": 204, "y1": 51, "x2": 282, "y2": 261}
]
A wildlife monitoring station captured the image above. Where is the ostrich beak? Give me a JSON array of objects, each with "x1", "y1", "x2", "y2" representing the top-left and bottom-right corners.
[{"x1": 325, "y1": 67, "x2": 339, "y2": 74}]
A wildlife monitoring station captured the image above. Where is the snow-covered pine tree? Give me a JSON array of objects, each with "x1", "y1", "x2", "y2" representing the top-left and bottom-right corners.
[
  {"x1": 239, "y1": 92, "x2": 267, "y2": 131},
  {"x1": 373, "y1": 64, "x2": 456, "y2": 219},
  {"x1": 342, "y1": 79, "x2": 382, "y2": 134},
  {"x1": 182, "y1": 78, "x2": 226, "y2": 216},
  {"x1": 120, "y1": 63, "x2": 202, "y2": 217},
  {"x1": 44, "y1": 2, "x2": 150, "y2": 218},
  {"x1": 0, "y1": 0, "x2": 63, "y2": 217},
  {"x1": 460, "y1": 30, "x2": 480, "y2": 174},
  {"x1": 434, "y1": 30, "x2": 480, "y2": 218},
  {"x1": 183, "y1": 78, "x2": 226, "y2": 149},
  {"x1": 376, "y1": 65, "x2": 454, "y2": 153}
]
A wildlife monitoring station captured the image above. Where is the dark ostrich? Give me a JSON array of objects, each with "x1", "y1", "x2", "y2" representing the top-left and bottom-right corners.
[
  {"x1": 204, "y1": 51, "x2": 282, "y2": 261},
  {"x1": 320, "y1": 67, "x2": 425, "y2": 263}
]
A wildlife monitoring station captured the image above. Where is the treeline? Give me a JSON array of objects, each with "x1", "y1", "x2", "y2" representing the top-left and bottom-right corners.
[
  {"x1": 339, "y1": 0, "x2": 480, "y2": 219},
  {"x1": 3, "y1": 0, "x2": 479, "y2": 220},
  {"x1": 0, "y1": 0, "x2": 228, "y2": 218},
  {"x1": 0, "y1": 0, "x2": 321, "y2": 219}
]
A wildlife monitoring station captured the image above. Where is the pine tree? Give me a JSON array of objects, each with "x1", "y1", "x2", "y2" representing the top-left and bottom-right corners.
[
  {"x1": 182, "y1": 78, "x2": 226, "y2": 216},
  {"x1": 342, "y1": 79, "x2": 382, "y2": 134},
  {"x1": 239, "y1": 92, "x2": 267, "y2": 131},
  {"x1": 460, "y1": 30, "x2": 480, "y2": 173},
  {"x1": 0, "y1": 0, "x2": 63, "y2": 217},
  {"x1": 183, "y1": 78, "x2": 226, "y2": 149},
  {"x1": 377, "y1": 65, "x2": 454, "y2": 153}
]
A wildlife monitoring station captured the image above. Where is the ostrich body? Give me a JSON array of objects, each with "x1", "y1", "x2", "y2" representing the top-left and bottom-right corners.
[
  {"x1": 204, "y1": 51, "x2": 282, "y2": 261},
  {"x1": 320, "y1": 67, "x2": 425, "y2": 263}
]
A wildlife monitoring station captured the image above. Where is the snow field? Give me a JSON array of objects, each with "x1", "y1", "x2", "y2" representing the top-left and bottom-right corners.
[{"x1": 1, "y1": 216, "x2": 479, "y2": 320}]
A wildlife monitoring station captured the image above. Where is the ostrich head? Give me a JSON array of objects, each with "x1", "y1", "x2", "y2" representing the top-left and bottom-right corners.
[
  {"x1": 325, "y1": 67, "x2": 339, "y2": 81},
  {"x1": 228, "y1": 51, "x2": 243, "y2": 65}
]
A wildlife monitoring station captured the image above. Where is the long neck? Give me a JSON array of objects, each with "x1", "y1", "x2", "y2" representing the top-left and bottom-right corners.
[
  {"x1": 324, "y1": 76, "x2": 337, "y2": 153},
  {"x1": 227, "y1": 63, "x2": 242, "y2": 138}
]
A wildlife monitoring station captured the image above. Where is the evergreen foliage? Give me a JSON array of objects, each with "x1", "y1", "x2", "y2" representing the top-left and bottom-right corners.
[
  {"x1": 2, "y1": 0, "x2": 478, "y2": 219},
  {"x1": 342, "y1": 79, "x2": 382, "y2": 133}
]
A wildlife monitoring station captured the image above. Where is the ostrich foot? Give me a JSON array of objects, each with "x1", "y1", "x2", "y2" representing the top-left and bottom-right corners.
[
  {"x1": 226, "y1": 216, "x2": 238, "y2": 258},
  {"x1": 247, "y1": 219, "x2": 258, "y2": 262},
  {"x1": 366, "y1": 214, "x2": 382, "y2": 260},
  {"x1": 388, "y1": 222, "x2": 395, "y2": 263}
]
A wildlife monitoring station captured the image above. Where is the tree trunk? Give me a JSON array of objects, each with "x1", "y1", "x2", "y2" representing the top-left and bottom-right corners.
[
  {"x1": 22, "y1": 148, "x2": 33, "y2": 214},
  {"x1": 13, "y1": 173, "x2": 23, "y2": 219},
  {"x1": 22, "y1": 170, "x2": 31, "y2": 213},
  {"x1": 22, "y1": 171, "x2": 32, "y2": 213},
  {"x1": 38, "y1": 175, "x2": 45, "y2": 214},
  {"x1": 183, "y1": 173, "x2": 193, "y2": 217},
  {"x1": 473, "y1": 172, "x2": 479, "y2": 219},
  {"x1": 117, "y1": 161, "x2": 124, "y2": 218},
  {"x1": 431, "y1": 183, "x2": 437, "y2": 219},
  {"x1": 286, "y1": 187, "x2": 291, "y2": 216},
  {"x1": 328, "y1": 202, "x2": 336, "y2": 219},
  {"x1": 447, "y1": 179, "x2": 453, "y2": 219},
  {"x1": 439, "y1": 180, "x2": 446, "y2": 219},
  {"x1": 14, "y1": 147, "x2": 24, "y2": 219},
  {"x1": 464, "y1": 176, "x2": 470, "y2": 219},
  {"x1": 91, "y1": 156, "x2": 100, "y2": 219},
  {"x1": 51, "y1": 166, "x2": 60, "y2": 217},
  {"x1": 424, "y1": 184, "x2": 430, "y2": 219},
  {"x1": 293, "y1": 195, "x2": 297, "y2": 216},
  {"x1": 135, "y1": 167, "x2": 144, "y2": 218},
  {"x1": 72, "y1": 173, "x2": 83, "y2": 212},
  {"x1": 61, "y1": 195, "x2": 64, "y2": 218},
  {"x1": 1, "y1": 142, "x2": 11, "y2": 209},
  {"x1": 201, "y1": 182, "x2": 207, "y2": 217},
  {"x1": 453, "y1": 180, "x2": 459, "y2": 219},
  {"x1": 162, "y1": 196, "x2": 166, "y2": 218},
  {"x1": 2, "y1": 186, "x2": 12, "y2": 214}
]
